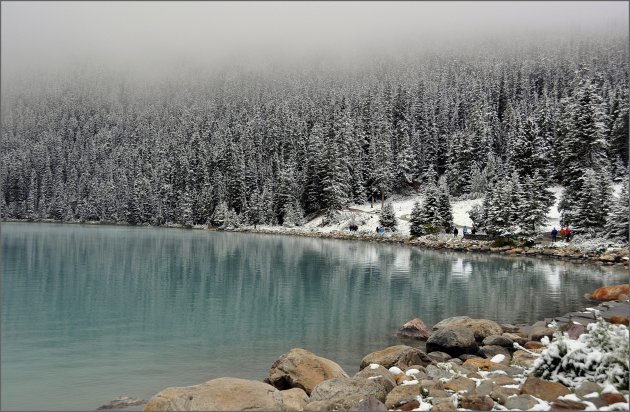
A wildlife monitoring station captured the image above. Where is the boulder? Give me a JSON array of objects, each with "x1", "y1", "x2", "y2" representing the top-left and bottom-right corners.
[
  {"x1": 349, "y1": 396, "x2": 387, "y2": 411},
  {"x1": 360, "y1": 345, "x2": 433, "y2": 370},
  {"x1": 477, "y1": 345, "x2": 511, "y2": 364},
  {"x1": 310, "y1": 377, "x2": 388, "y2": 409},
  {"x1": 432, "y1": 316, "x2": 472, "y2": 330},
  {"x1": 353, "y1": 365, "x2": 396, "y2": 393},
  {"x1": 430, "y1": 397, "x2": 457, "y2": 411},
  {"x1": 550, "y1": 399, "x2": 587, "y2": 410},
  {"x1": 602, "y1": 392, "x2": 627, "y2": 405},
  {"x1": 432, "y1": 317, "x2": 503, "y2": 342},
  {"x1": 520, "y1": 376, "x2": 571, "y2": 402},
  {"x1": 524, "y1": 341, "x2": 545, "y2": 349},
  {"x1": 426, "y1": 327, "x2": 478, "y2": 357},
  {"x1": 427, "y1": 351, "x2": 452, "y2": 363},
  {"x1": 474, "y1": 380, "x2": 496, "y2": 397},
  {"x1": 490, "y1": 386, "x2": 521, "y2": 404},
  {"x1": 502, "y1": 332, "x2": 527, "y2": 346},
  {"x1": 529, "y1": 326, "x2": 556, "y2": 341},
  {"x1": 609, "y1": 315, "x2": 629, "y2": 326},
  {"x1": 574, "y1": 381, "x2": 602, "y2": 399},
  {"x1": 397, "y1": 318, "x2": 432, "y2": 340},
  {"x1": 500, "y1": 323, "x2": 520, "y2": 333},
  {"x1": 425, "y1": 364, "x2": 457, "y2": 381},
  {"x1": 397, "y1": 400, "x2": 420, "y2": 411},
  {"x1": 511, "y1": 349, "x2": 541, "y2": 368},
  {"x1": 565, "y1": 323, "x2": 588, "y2": 339},
  {"x1": 443, "y1": 376, "x2": 476, "y2": 394},
  {"x1": 462, "y1": 358, "x2": 504, "y2": 371},
  {"x1": 97, "y1": 397, "x2": 146, "y2": 410},
  {"x1": 504, "y1": 394, "x2": 539, "y2": 411},
  {"x1": 481, "y1": 335, "x2": 513, "y2": 347},
  {"x1": 268, "y1": 348, "x2": 348, "y2": 395},
  {"x1": 282, "y1": 388, "x2": 309, "y2": 412},
  {"x1": 586, "y1": 284, "x2": 629, "y2": 301},
  {"x1": 144, "y1": 377, "x2": 283, "y2": 411},
  {"x1": 303, "y1": 400, "x2": 344, "y2": 411},
  {"x1": 384, "y1": 385, "x2": 421, "y2": 409},
  {"x1": 460, "y1": 395, "x2": 494, "y2": 411}
]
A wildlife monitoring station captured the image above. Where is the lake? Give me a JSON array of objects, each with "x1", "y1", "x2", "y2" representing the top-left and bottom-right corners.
[{"x1": 1, "y1": 222, "x2": 626, "y2": 410}]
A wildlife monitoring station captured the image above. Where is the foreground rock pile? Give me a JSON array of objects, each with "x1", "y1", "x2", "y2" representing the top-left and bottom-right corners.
[{"x1": 143, "y1": 305, "x2": 629, "y2": 411}]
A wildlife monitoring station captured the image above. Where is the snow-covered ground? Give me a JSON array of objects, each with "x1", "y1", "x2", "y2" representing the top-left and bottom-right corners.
[
  {"x1": 249, "y1": 183, "x2": 624, "y2": 242},
  {"x1": 294, "y1": 183, "x2": 621, "y2": 237}
]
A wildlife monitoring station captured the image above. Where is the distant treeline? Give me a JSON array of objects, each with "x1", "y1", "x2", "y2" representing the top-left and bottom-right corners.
[{"x1": 1, "y1": 35, "x2": 628, "y2": 229}]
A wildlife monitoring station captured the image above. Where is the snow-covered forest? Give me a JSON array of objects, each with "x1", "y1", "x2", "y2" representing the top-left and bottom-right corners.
[{"x1": 1, "y1": 34, "x2": 628, "y2": 240}]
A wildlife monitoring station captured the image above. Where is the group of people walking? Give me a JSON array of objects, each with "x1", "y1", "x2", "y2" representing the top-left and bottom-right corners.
[
  {"x1": 453, "y1": 225, "x2": 476, "y2": 237},
  {"x1": 551, "y1": 226, "x2": 571, "y2": 242}
]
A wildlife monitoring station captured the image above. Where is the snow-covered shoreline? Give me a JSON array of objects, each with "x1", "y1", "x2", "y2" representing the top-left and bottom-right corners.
[{"x1": 4, "y1": 215, "x2": 628, "y2": 267}]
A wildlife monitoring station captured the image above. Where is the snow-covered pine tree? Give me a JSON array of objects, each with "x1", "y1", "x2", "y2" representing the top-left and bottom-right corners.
[
  {"x1": 469, "y1": 162, "x2": 486, "y2": 197},
  {"x1": 320, "y1": 140, "x2": 349, "y2": 213},
  {"x1": 409, "y1": 200, "x2": 425, "y2": 237},
  {"x1": 436, "y1": 177, "x2": 453, "y2": 231},
  {"x1": 379, "y1": 201, "x2": 398, "y2": 231},
  {"x1": 605, "y1": 176, "x2": 629, "y2": 242},
  {"x1": 519, "y1": 172, "x2": 549, "y2": 238},
  {"x1": 210, "y1": 201, "x2": 229, "y2": 227}
]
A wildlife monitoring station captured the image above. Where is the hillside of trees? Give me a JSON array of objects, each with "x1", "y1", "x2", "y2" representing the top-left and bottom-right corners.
[{"x1": 1, "y1": 35, "x2": 628, "y2": 238}]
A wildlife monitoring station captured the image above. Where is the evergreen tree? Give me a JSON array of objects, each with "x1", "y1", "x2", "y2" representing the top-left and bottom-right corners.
[
  {"x1": 409, "y1": 200, "x2": 425, "y2": 237},
  {"x1": 605, "y1": 177, "x2": 629, "y2": 242},
  {"x1": 436, "y1": 177, "x2": 453, "y2": 231},
  {"x1": 379, "y1": 201, "x2": 398, "y2": 231}
]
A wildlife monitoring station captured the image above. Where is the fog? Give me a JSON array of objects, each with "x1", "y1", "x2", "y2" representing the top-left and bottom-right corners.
[{"x1": 1, "y1": 1, "x2": 628, "y2": 80}]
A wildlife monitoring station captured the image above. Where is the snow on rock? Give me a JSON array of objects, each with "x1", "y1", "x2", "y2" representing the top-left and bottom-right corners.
[
  {"x1": 405, "y1": 368, "x2": 420, "y2": 376},
  {"x1": 491, "y1": 354, "x2": 506, "y2": 364},
  {"x1": 369, "y1": 363, "x2": 380, "y2": 370},
  {"x1": 388, "y1": 366, "x2": 403, "y2": 375}
]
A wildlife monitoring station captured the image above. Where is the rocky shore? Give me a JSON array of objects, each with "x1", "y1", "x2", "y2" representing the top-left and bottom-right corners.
[
  {"x1": 242, "y1": 227, "x2": 629, "y2": 268},
  {"x1": 128, "y1": 285, "x2": 629, "y2": 412}
]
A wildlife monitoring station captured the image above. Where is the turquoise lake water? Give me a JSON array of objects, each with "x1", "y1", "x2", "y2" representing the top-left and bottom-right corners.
[{"x1": 1, "y1": 222, "x2": 627, "y2": 410}]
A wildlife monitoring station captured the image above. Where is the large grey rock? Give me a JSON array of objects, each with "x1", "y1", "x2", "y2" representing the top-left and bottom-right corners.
[
  {"x1": 349, "y1": 396, "x2": 387, "y2": 411},
  {"x1": 432, "y1": 317, "x2": 503, "y2": 342},
  {"x1": 281, "y1": 388, "x2": 309, "y2": 412},
  {"x1": 432, "y1": 316, "x2": 471, "y2": 330},
  {"x1": 353, "y1": 365, "x2": 396, "y2": 394},
  {"x1": 359, "y1": 345, "x2": 433, "y2": 370},
  {"x1": 481, "y1": 335, "x2": 513, "y2": 347},
  {"x1": 397, "y1": 318, "x2": 432, "y2": 340},
  {"x1": 520, "y1": 376, "x2": 571, "y2": 402},
  {"x1": 504, "y1": 394, "x2": 539, "y2": 411},
  {"x1": 384, "y1": 384, "x2": 421, "y2": 409},
  {"x1": 477, "y1": 345, "x2": 512, "y2": 365},
  {"x1": 427, "y1": 351, "x2": 451, "y2": 363},
  {"x1": 267, "y1": 348, "x2": 348, "y2": 395},
  {"x1": 426, "y1": 327, "x2": 478, "y2": 357},
  {"x1": 144, "y1": 377, "x2": 283, "y2": 411},
  {"x1": 97, "y1": 397, "x2": 145, "y2": 410},
  {"x1": 310, "y1": 377, "x2": 388, "y2": 410}
]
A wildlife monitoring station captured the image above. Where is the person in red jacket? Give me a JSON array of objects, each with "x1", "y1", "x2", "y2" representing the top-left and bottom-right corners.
[{"x1": 565, "y1": 226, "x2": 571, "y2": 242}]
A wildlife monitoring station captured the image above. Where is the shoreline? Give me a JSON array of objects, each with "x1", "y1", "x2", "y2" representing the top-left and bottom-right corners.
[{"x1": 3, "y1": 218, "x2": 629, "y2": 268}]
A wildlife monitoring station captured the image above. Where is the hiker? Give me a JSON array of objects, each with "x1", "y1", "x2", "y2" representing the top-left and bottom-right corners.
[
  {"x1": 376, "y1": 226, "x2": 380, "y2": 233},
  {"x1": 463, "y1": 226, "x2": 468, "y2": 237},
  {"x1": 551, "y1": 227, "x2": 558, "y2": 242},
  {"x1": 453, "y1": 227, "x2": 459, "y2": 237},
  {"x1": 565, "y1": 226, "x2": 571, "y2": 242},
  {"x1": 560, "y1": 227, "x2": 566, "y2": 240},
  {"x1": 471, "y1": 226, "x2": 477, "y2": 235}
]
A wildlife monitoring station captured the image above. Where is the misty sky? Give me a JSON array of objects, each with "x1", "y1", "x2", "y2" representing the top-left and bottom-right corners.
[{"x1": 1, "y1": 1, "x2": 628, "y2": 78}]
